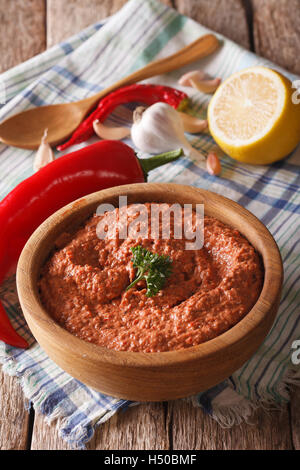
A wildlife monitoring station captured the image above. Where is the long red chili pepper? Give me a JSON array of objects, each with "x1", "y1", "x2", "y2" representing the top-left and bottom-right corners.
[
  {"x1": 57, "y1": 84, "x2": 189, "y2": 151},
  {"x1": 0, "y1": 141, "x2": 183, "y2": 348}
]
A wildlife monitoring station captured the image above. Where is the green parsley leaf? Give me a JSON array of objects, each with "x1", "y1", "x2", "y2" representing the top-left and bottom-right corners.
[{"x1": 126, "y1": 246, "x2": 172, "y2": 297}]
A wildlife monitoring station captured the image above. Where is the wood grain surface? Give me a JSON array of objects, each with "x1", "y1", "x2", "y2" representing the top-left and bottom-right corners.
[
  {"x1": 170, "y1": 400, "x2": 294, "y2": 450},
  {"x1": 0, "y1": 0, "x2": 299, "y2": 451},
  {"x1": 252, "y1": 0, "x2": 300, "y2": 75},
  {"x1": 0, "y1": 0, "x2": 46, "y2": 73},
  {"x1": 0, "y1": 373, "x2": 31, "y2": 450},
  {"x1": 47, "y1": 0, "x2": 173, "y2": 47},
  {"x1": 174, "y1": 0, "x2": 251, "y2": 49}
]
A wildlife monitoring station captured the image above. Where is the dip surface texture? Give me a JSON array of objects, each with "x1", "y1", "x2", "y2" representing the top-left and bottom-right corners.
[{"x1": 39, "y1": 204, "x2": 263, "y2": 352}]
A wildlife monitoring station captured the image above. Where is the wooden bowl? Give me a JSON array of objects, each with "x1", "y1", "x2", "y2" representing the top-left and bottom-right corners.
[{"x1": 16, "y1": 183, "x2": 283, "y2": 401}]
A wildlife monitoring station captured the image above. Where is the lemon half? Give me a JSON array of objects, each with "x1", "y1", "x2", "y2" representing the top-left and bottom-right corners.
[{"x1": 208, "y1": 66, "x2": 300, "y2": 165}]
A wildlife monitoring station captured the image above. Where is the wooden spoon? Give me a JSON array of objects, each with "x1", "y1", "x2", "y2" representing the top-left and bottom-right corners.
[{"x1": 0, "y1": 34, "x2": 219, "y2": 150}]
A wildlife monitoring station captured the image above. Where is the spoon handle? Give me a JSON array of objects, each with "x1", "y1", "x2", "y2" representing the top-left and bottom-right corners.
[{"x1": 81, "y1": 34, "x2": 220, "y2": 110}]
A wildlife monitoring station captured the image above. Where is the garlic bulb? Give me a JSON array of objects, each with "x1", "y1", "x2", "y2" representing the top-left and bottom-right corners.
[
  {"x1": 33, "y1": 129, "x2": 55, "y2": 172},
  {"x1": 131, "y1": 103, "x2": 205, "y2": 161}
]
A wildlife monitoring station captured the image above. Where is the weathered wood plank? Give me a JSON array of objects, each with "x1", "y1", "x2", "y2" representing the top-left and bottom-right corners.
[
  {"x1": 31, "y1": 411, "x2": 71, "y2": 450},
  {"x1": 87, "y1": 403, "x2": 169, "y2": 450},
  {"x1": 170, "y1": 400, "x2": 293, "y2": 450},
  {"x1": 31, "y1": 403, "x2": 169, "y2": 450},
  {"x1": 174, "y1": 0, "x2": 250, "y2": 49},
  {"x1": 290, "y1": 387, "x2": 300, "y2": 450},
  {"x1": 252, "y1": 0, "x2": 300, "y2": 75},
  {"x1": 46, "y1": 0, "x2": 173, "y2": 47},
  {"x1": 0, "y1": 0, "x2": 46, "y2": 73},
  {"x1": 47, "y1": 0, "x2": 126, "y2": 47},
  {"x1": 0, "y1": 369, "x2": 31, "y2": 450}
]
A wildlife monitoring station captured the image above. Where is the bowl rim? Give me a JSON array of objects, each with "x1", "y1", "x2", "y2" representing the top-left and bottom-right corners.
[{"x1": 17, "y1": 182, "x2": 283, "y2": 368}]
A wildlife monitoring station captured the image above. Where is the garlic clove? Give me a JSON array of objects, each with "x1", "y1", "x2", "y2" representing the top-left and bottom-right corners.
[
  {"x1": 190, "y1": 77, "x2": 221, "y2": 94},
  {"x1": 178, "y1": 70, "x2": 206, "y2": 87},
  {"x1": 178, "y1": 70, "x2": 221, "y2": 94},
  {"x1": 93, "y1": 119, "x2": 130, "y2": 140},
  {"x1": 133, "y1": 106, "x2": 147, "y2": 125},
  {"x1": 179, "y1": 112, "x2": 208, "y2": 134},
  {"x1": 206, "y1": 152, "x2": 222, "y2": 176},
  {"x1": 33, "y1": 129, "x2": 55, "y2": 172}
]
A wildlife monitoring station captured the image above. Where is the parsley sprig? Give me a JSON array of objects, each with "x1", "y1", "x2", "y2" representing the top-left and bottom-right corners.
[{"x1": 126, "y1": 246, "x2": 173, "y2": 297}]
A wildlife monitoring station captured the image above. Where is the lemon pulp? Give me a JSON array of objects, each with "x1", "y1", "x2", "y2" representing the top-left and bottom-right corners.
[{"x1": 208, "y1": 66, "x2": 300, "y2": 164}]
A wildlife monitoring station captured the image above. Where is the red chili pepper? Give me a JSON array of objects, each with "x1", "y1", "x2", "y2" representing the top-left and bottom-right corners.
[
  {"x1": 0, "y1": 141, "x2": 183, "y2": 348},
  {"x1": 57, "y1": 84, "x2": 189, "y2": 151}
]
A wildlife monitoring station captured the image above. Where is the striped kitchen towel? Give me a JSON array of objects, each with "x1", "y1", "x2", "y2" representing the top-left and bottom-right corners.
[{"x1": 0, "y1": 0, "x2": 299, "y2": 449}]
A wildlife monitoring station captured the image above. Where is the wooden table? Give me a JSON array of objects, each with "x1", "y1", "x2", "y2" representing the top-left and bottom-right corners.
[{"x1": 0, "y1": 0, "x2": 299, "y2": 450}]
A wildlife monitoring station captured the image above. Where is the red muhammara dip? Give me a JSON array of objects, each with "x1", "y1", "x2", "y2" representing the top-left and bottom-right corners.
[{"x1": 39, "y1": 203, "x2": 263, "y2": 352}]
